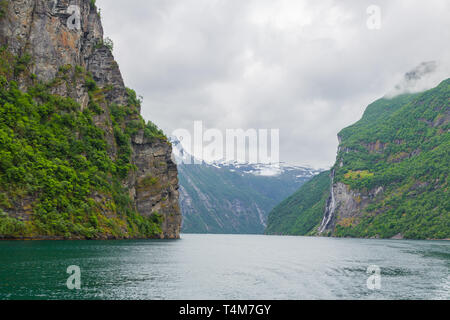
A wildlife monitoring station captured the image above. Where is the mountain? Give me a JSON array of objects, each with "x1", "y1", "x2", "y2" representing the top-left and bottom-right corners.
[
  {"x1": 0, "y1": 0, "x2": 181, "y2": 239},
  {"x1": 173, "y1": 140, "x2": 321, "y2": 234},
  {"x1": 267, "y1": 79, "x2": 449, "y2": 240}
]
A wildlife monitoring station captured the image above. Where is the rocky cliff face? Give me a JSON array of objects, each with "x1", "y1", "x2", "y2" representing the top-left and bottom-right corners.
[
  {"x1": 131, "y1": 134, "x2": 181, "y2": 239},
  {"x1": 0, "y1": 0, "x2": 181, "y2": 239},
  {"x1": 318, "y1": 173, "x2": 384, "y2": 234}
]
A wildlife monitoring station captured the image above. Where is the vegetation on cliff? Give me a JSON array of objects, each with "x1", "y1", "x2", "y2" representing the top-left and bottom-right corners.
[
  {"x1": 332, "y1": 79, "x2": 449, "y2": 239},
  {"x1": 0, "y1": 48, "x2": 165, "y2": 239},
  {"x1": 266, "y1": 79, "x2": 449, "y2": 240}
]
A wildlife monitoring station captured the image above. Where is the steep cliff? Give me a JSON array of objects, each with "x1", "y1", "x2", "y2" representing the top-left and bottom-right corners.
[
  {"x1": 267, "y1": 79, "x2": 449, "y2": 240},
  {"x1": 319, "y1": 79, "x2": 449, "y2": 239},
  {"x1": 0, "y1": 0, "x2": 181, "y2": 239}
]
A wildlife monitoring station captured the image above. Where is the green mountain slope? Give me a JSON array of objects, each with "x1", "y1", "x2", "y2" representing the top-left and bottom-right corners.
[
  {"x1": 266, "y1": 79, "x2": 449, "y2": 239},
  {"x1": 265, "y1": 171, "x2": 330, "y2": 235},
  {"x1": 329, "y1": 79, "x2": 450, "y2": 239}
]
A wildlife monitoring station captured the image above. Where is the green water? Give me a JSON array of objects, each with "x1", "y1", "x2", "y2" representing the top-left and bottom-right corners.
[{"x1": 0, "y1": 234, "x2": 449, "y2": 300}]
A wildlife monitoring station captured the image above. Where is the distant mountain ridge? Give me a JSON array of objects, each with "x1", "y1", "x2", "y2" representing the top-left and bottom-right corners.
[{"x1": 172, "y1": 139, "x2": 321, "y2": 234}]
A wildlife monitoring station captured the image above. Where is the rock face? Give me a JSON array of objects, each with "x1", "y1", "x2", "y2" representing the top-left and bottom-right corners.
[
  {"x1": 0, "y1": 0, "x2": 181, "y2": 239},
  {"x1": 1, "y1": 0, "x2": 119, "y2": 102},
  {"x1": 319, "y1": 175, "x2": 384, "y2": 234},
  {"x1": 131, "y1": 134, "x2": 181, "y2": 239}
]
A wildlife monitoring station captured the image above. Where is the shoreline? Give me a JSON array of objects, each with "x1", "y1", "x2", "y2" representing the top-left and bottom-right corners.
[
  {"x1": 0, "y1": 235, "x2": 181, "y2": 241},
  {"x1": 0, "y1": 233, "x2": 448, "y2": 241}
]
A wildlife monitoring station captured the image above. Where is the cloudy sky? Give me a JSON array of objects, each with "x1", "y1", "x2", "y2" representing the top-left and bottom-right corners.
[{"x1": 97, "y1": 0, "x2": 450, "y2": 168}]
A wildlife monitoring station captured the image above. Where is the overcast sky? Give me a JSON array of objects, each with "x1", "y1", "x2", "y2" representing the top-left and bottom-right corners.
[{"x1": 97, "y1": 0, "x2": 450, "y2": 168}]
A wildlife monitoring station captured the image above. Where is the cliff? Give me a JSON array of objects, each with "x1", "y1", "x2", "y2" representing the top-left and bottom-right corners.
[
  {"x1": 0, "y1": 0, "x2": 181, "y2": 239},
  {"x1": 267, "y1": 79, "x2": 449, "y2": 240},
  {"x1": 318, "y1": 79, "x2": 449, "y2": 239}
]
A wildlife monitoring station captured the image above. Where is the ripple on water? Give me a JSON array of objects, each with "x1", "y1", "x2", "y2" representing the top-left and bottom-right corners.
[{"x1": 0, "y1": 235, "x2": 449, "y2": 300}]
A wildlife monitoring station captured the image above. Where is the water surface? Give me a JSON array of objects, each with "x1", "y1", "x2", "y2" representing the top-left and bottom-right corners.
[{"x1": 0, "y1": 234, "x2": 448, "y2": 300}]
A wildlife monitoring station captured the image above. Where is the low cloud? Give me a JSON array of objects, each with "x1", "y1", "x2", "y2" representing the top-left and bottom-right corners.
[{"x1": 387, "y1": 61, "x2": 447, "y2": 98}]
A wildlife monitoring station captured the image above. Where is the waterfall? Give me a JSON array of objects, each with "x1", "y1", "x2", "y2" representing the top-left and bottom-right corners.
[{"x1": 319, "y1": 170, "x2": 336, "y2": 234}]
